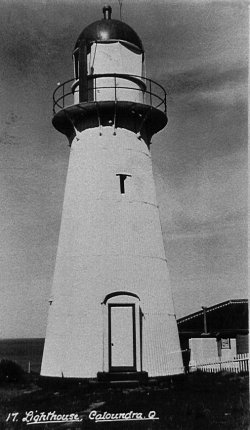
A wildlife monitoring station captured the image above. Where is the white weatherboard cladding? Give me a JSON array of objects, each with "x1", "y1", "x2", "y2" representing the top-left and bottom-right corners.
[
  {"x1": 41, "y1": 127, "x2": 183, "y2": 378},
  {"x1": 190, "y1": 338, "x2": 237, "y2": 365}
]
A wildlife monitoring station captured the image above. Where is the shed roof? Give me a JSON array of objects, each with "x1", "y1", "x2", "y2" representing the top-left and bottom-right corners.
[{"x1": 177, "y1": 299, "x2": 248, "y2": 337}]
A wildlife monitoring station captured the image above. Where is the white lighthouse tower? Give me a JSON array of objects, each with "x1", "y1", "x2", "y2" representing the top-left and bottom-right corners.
[{"x1": 41, "y1": 5, "x2": 183, "y2": 381}]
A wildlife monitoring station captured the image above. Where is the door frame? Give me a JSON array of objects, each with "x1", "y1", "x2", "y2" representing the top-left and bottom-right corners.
[{"x1": 108, "y1": 303, "x2": 137, "y2": 372}]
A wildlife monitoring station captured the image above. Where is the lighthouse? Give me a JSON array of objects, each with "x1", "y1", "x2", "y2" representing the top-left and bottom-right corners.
[{"x1": 41, "y1": 5, "x2": 183, "y2": 381}]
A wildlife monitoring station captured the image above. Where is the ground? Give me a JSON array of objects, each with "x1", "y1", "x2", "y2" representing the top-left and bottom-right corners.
[{"x1": 0, "y1": 372, "x2": 248, "y2": 430}]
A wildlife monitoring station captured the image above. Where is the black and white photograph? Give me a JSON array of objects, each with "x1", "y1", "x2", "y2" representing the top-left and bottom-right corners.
[{"x1": 0, "y1": 0, "x2": 248, "y2": 428}]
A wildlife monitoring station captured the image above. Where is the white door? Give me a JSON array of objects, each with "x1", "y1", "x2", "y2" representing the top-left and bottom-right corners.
[{"x1": 109, "y1": 304, "x2": 136, "y2": 371}]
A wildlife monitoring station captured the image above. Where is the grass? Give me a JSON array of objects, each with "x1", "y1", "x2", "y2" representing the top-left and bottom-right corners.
[{"x1": 0, "y1": 372, "x2": 248, "y2": 430}]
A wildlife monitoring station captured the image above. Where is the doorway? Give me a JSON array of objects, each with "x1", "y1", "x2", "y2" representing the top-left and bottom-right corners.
[{"x1": 108, "y1": 304, "x2": 136, "y2": 372}]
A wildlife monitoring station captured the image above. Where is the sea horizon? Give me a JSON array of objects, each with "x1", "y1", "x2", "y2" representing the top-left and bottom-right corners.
[{"x1": 0, "y1": 338, "x2": 45, "y2": 373}]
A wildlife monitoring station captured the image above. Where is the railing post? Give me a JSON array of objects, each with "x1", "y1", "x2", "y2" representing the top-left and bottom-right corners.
[
  {"x1": 114, "y1": 74, "x2": 117, "y2": 101},
  {"x1": 149, "y1": 79, "x2": 152, "y2": 107},
  {"x1": 62, "y1": 84, "x2": 65, "y2": 108}
]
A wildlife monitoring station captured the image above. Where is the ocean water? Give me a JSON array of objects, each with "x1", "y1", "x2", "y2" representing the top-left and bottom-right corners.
[{"x1": 0, "y1": 338, "x2": 44, "y2": 374}]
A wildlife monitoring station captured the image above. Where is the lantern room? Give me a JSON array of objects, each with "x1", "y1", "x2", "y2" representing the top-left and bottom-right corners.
[
  {"x1": 52, "y1": 5, "x2": 167, "y2": 143},
  {"x1": 72, "y1": 5, "x2": 145, "y2": 104}
]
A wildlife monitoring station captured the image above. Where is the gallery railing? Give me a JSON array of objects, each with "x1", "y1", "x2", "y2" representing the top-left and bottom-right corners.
[{"x1": 53, "y1": 74, "x2": 167, "y2": 115}]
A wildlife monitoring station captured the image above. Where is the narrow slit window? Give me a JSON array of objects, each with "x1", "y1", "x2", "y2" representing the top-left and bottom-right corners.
[{"x1": 116, "y1": 174, "x2": 131, "y2": 194}]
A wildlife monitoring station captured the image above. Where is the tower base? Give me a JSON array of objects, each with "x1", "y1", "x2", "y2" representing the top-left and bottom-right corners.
[
  {"x1": 38, "y1": 372, "x2": 188, "y2": 389},
  {"x1": 97, "y1": 371, "x2": 148, "y2": 383}
]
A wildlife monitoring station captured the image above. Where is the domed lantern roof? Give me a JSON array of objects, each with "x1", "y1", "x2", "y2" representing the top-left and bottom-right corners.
[{"x1": 75, "y1": 5, "x2": 144, "y2": 52}]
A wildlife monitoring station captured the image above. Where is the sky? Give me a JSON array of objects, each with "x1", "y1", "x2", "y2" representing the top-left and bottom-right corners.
[{"x1": 0, "y1": 0, "x2": 248, "y2": 338}]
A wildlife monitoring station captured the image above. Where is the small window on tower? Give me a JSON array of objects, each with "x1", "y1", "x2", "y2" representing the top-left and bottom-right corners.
[{"x1": 116, "y1": 174, "x2": 131, "y2": 194}]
